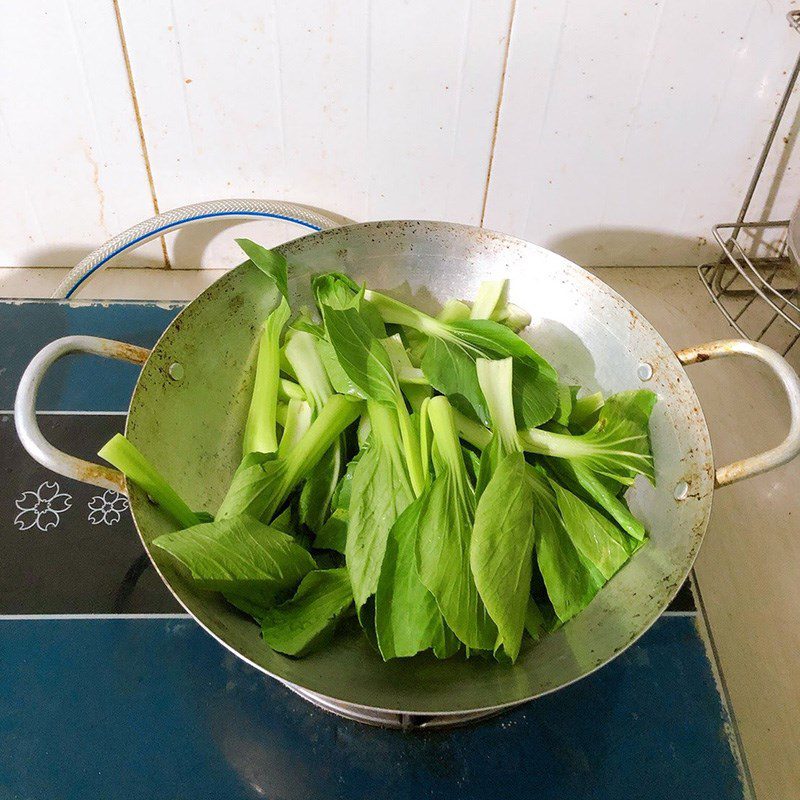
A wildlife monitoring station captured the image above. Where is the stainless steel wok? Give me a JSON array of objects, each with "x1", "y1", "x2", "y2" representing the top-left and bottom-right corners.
[{"x1": 15, "y1": 201, "x2": 800, "y2": 729}]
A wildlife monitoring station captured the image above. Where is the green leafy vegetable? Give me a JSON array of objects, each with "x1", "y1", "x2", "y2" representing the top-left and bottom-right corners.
[
  {"x1": 475, "y1": 357, "x2": 520, "y2": 498},
  {"x1": 415, "y1": 397, "x2": 497, "y2": 650},
  {"x1": 364, "y1": 286, "x2": 558, "y2": 428},
  {"x1": 98, "y1": 434, "x2": 200, "y2": 529},
  {"x1": 237, "y1": 238, "x2": 288, "y2": 299},
  {"x1": 102, "y1": 252, "x2": 659, "y2": 664},
  {"x1": 346, "y1": 402, "x2": 415, "y2": 610},
  {"x1": 375, "y1": 496, "x2": 443, "y2": 659},
  {"x1": 438, "y1": 299, "x2": 470, "y2": 323},
  {"x1": 314, "y1": 507, "x2": 348, "y2": 553},
  {"x1": 320, "y1": 300, "x2": 424, "y2": 495},
  {"x1": 381, "y1": 333, "x2": 428, "y2": 386},
  {"x1": 494, "y1": 302, "x2": 531, "y2": 332},
  {"x1": 243, "y1": 298, "x2": 290, "y2": 456},
  {"x1": 547, "y1": 457, "x2": 647, "y2": 541},
  {"x1": 278, "y1": 378, "x2": 306, "y2": 402},
  {"x1": 549, "y1": 479, "x2": 631, "y2": 580},
  {"x1": 284, "y1": 329, "x2": 334, "y2": 414},
  {"x1": 520, "y1": 390, "x2": 657, "y2": 486},
  {"x1": 470, "y1": 278, "x2": 508, "y2": 320},
  {"x1": 152, "y1": 514, "x2": 315, "y2": 611},
  {"x1": 261, "y1": 568, "x2": 353, "y2": 656},
  {"x1": 553, "y1": 384, "x2": 577, "y2": 427},
  {"x1": 217, "y1": 395, "x2": 362, "y2": 522},
  {"x1": 216, "y1": 451, "x2": 286, "y2": 521},
  {"x1": 471, "y1": 451, "x2": 535, "y2": 662},
  {"x1": 277, "y1": 399, "x2": 313, "y2": 459},
  {"x1": 570, "y1": 390, "x2": 604, "y2": 432},
  {"x1": 524, "y1": 598, "x2": 547, "y2": 642},
  {"x1": 320, "y1": 304, "x2": 398, "y2": 405},
  {"x1": 528, "y1": 466, "x2": 604, "y2": 623},
  {"x1": 299, "y1": 437, "x2": 342, "y2": 532},
  {"x1": 312, "y1": 272, "x2": 386, "y2": 336}
]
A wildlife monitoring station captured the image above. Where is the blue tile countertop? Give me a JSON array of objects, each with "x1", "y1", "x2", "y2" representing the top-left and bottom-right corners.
[{"x1": 0, "y1": 300, "x2": 748, "y2": 800}]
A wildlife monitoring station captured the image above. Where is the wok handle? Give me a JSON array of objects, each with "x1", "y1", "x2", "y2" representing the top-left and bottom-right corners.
[
  {"x1": 14, "y1": 335, "x2": 149, "y2": 493},
  {"x1": 675, "y1": 339, "x2": 800, "y2": 487}
]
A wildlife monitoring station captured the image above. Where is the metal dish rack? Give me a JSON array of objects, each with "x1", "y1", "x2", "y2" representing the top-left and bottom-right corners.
[{"x1": 699, "y1": 11, "x2": 800, "y2": 356}]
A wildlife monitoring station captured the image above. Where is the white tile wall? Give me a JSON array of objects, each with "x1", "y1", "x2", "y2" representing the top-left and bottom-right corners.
[
  {"x1": 483, "y1": 0, "x2": 800, "y2": 266},
  {"x1": 0, "y1": 0, "x2": 797, "y2": 275},
  {"x1": 0, "y1": 0, "x2": 162, "y2": 268},
  {"x1": 118, "y1": 0, "x2": 514, "y2": 268}
]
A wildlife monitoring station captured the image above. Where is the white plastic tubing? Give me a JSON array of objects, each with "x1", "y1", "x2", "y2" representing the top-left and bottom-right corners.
[{"x1": 53, "y1": 199, "x2": 346, "y2": 298}]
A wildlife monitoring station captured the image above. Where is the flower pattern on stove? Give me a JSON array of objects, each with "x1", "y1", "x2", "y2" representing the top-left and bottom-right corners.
[
  {"x1": 14, "y1": 481, "x2": 73, "y2": 531},
  {"x1": 87, "y1": 490, "x2": 129, "y2": 526}
]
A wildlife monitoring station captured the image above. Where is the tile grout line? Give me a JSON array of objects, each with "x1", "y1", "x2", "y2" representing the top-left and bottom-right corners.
[
  {"x1": 479, "y1": 0, "x2": 517, "y2": 228},
  {"x1": 112, "y1": 0, "x2": 171, "y2": 269},
  {"x1": 690, "y1": 569, "x2": 757, "y2": 800}
]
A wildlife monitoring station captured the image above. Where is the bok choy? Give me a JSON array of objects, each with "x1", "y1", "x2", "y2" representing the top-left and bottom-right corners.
[{"x1": 98, "y1": 241, "x2": 660, "y2": 665}]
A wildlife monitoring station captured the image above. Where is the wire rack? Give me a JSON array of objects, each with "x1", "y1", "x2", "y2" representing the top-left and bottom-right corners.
[{"x1": 698, "y1": 11, "x2": 800, "y2": 356}]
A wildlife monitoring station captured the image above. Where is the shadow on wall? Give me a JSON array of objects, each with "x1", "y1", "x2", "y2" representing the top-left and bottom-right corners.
[
  {"x1": 169, "y1": 220, "x2": 724, "y2": 270},
  {"x1": 18, "y1": 245, "x2": 163, "y2": 270},
  {"x1": 548, "y1": 98, "x2": 800, "y2": 268},
  {"x1": 11, "y1": 228, "x2": 724, "y2": 284},
  {"x1": 546, "y1": 229, "x2": 720, "y2": 268}
]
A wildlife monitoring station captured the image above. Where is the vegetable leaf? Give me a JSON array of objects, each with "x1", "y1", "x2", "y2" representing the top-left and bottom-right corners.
[
  {"x1": 470, "y1": 279, "x2": 508, "y2": 320},
  {"x1": 237, "y1": 238, "x2": 288, "y2": 299},
  {"x1": 547, "y1": 457, "x2": 647, "y2": 541},
  {"x1": 416, "y1": 397, "x2": 497, "y2": 650},
  {"x1": 521, "y1": 390, "x2": 657, "y2": 486},
  {"x1": 375, "y1": 495, "x2": 443, "y2": 659},
  {"x1": 528, "y1": 467, "x2": 604, "y2": 623},
  {"x1": 471, "y1": 452, "x2": 535, "y2": 662},
  {"x1": 216, "y1": 451, "x2": 287, "y2": 521},
  {"x1": 495, "y1": 302, "x2": 531, "y2": 332},
  {"x1": 475, "y1": 357, "x2": 519, "y2": 498},
  {"x1": 365, "y1": 288, "x2": 558, "y2": 427},
  {"x1": 262, "y1": 568, "x2": 354, "y2": 657},
  {"x1": 284, "y1": 329, "x2": 334, "y2": 414},
  {"x1": 321, "y1": 304, "x2": 424, "y2": 494},
  {"x1": 434, "y1": 323, "x2": 558, "y2": 428},
  {"x1": 549, "y1": 478, "x2": 630, "y2": 580},
  {"x1": 570, "y1": 390, "x2": 604, "y2": 432},
  {"x1": 346, "y1": 404, "x2": 415, "y2": 609},
  {"x1": 422, "y1": 336, "x2": 486, "y2": 421},
  {"x1": 312, "y1": 272, "x2": 386, "y2": 336},
  {"x1": 299, "y1": 438, "x2": 342, "y2": 532},
  {"x1": 277, "y1": 399, "x2": 313, "y2": 459},
  {"x1": 312, "y1": 272, "x2": 360, "y2": 309},
  {"x1": 314, "y1": 507, "x2": 348, "y2": 553},
  {"x1": 438, "y1": 299, "x2": 471, "y2": 323},
  {"x1": 382, "y1": 334, "x2": 427, "y2": 385},
  {"x1": 432, "y1": 619, "x2": 462, "y2": 659},
  {"x1": 153, "y1": 514, "x2": 316, "y2": 607},
  {"x1": 219, "y1": 397, "x2": 362, "y2": 523},
  {"x1": 321, "y1": 305, "x2": 399, "y2": 406},
  {"x1": 553, "y1": 384, "x2": 578, "y2": 427}
]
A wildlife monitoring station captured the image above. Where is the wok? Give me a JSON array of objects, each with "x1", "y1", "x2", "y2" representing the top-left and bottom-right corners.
[{"x1": 15, "y1": 201, "x2": 800, "y2": 728}]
